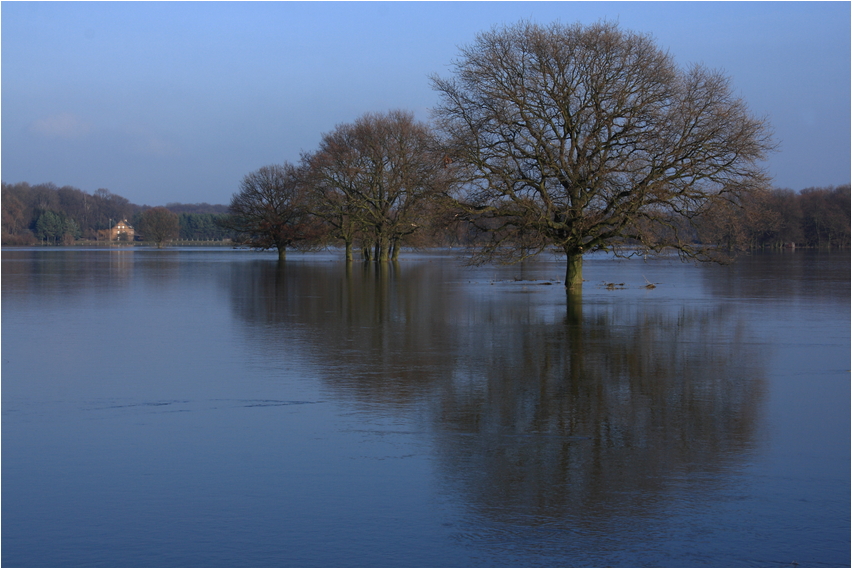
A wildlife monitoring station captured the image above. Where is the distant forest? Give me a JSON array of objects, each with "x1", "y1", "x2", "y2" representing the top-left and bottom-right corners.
[
  {"x1": 1, "y1": 182, "x2": 235, "y2": 244},
  {"x1": 1, "y1": 180, "x2": 849, "y2": 250}
]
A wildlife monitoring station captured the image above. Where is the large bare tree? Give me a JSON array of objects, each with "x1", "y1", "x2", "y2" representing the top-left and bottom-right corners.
[
  {"x1": 223, "y1": 163, "x2": 318, "y2": 261},
  {"x1": 431, "y1": 21, "x2": 775, "y2": 289},
  {"x1": 302, "y1": 110, "x2": 452, "y2": 262}
]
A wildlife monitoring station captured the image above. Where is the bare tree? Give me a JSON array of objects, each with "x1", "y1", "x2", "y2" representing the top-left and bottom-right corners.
[
  {"x1": 138, "y1": 207, "x2": 179, "y2": 248},
  {"x1": 222, "y1": 163, "x2": 318, "y2": 261},
  {"x1": 302, "y1": 110, "x2": 453, "y2": 262},
  {"x1": 431, "y1": 20, "x2": 775, "y2": 290}
]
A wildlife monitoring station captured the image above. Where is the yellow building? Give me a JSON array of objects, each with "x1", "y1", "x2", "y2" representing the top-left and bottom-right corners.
[{"x1": 107, "y1": 219, "x2": 135, "y2": 241}]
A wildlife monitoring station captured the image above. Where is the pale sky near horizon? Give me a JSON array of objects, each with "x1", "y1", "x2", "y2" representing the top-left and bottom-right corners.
[{"x1": 2, "y1": 1, "x2": 850, "y2": 206}]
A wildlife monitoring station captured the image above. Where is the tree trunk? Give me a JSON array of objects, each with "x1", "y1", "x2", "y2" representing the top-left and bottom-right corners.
[
  {"x1": 344, "y1": 240, "x2": 353, "y2": 262},
  {"x1": 565, "y1": 289, "x2": 583, "y2": 321},
  {"x1": 277, "y1": 247, "x2": 286, "y2": 262},
  {"x1": 375, "y1": 238, "x2": 390, "y2": 263},
  {"x1": 565, "y1": 252, "x2": 583, "y2": 290}
]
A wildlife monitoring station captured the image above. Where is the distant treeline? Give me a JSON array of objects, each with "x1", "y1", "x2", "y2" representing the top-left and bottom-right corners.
[
  {"x1": 718, "y1": 185, "x2": 850, "y2": 250},
  {"x1": 1, "y1": 182, "x2": 236, "y2": 244},
  {"x1": 1, "y1": 180, "x2": 849, "y2": 249}
]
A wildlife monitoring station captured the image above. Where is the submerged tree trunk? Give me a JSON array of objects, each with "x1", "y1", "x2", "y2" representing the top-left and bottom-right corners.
[
  {"x1": 344, "y1": 240, "x2": 353, "y2": 262},
  {"x1": 375, "y1": 237, "x2": 390, "y2": 263},
  {"x1": 565, "y1": 252, "x2": 583, "y2": 290},
  {"x1": 565, "y1": 288, "x2": 583, "y2": 322},
  {"x1": 277, "y1": 247, "x2": 286, "y2": 262}
]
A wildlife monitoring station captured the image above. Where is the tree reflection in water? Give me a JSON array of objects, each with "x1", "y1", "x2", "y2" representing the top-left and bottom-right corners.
[{"x1": 227, "y1": 257, "x2": 766, "y2": 546}]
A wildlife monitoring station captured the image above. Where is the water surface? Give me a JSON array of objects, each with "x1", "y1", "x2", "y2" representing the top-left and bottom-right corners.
[{"x1": 2, "y1": 248, "x2": 849, "y2": 567}]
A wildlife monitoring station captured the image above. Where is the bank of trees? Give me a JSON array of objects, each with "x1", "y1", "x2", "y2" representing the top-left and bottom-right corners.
[
  {"x1": 175, "y1": 213, "x2": 235, "y2": 241},
  {"x1": 6, "y1": 176, "x2": 842, "y2": 254},
  {"x1": 695, "y1": 185, "x2": 851, "y2": 251},
  {"x1": 0, "y1": 182, "x2": 237, "y2": 244},
  {"x1": 2, "y1": 182, "x2": 134, "y2": 244}
]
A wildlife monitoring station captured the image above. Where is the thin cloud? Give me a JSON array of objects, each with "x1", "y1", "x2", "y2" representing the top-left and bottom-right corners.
[
  {"x1": 123, "y1": 126, "x2": 182, "y2": 158},
  {"x1": 137, "y1": 136, "x2": 181, "y2": 157},
  {"x1": 30, "y1": 113, "x2": 92, "y2": 139}
]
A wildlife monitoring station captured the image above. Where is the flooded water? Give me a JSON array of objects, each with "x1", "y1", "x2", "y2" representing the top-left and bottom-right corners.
[{"x1": 2, "y1": 248, "x2": 849, "y2": 567}]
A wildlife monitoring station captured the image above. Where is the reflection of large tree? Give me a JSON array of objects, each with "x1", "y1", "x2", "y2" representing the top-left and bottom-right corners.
[
  {"x1": 434, "y1": 300, "x2": 764, "y2": 531},
  {"x1": 227, "y1": 258, "x2": 765, "y2": 531}
]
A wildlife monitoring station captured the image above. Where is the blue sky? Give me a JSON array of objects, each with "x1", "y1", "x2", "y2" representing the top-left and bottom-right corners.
[{"x1": 2, "y1": 1, "x2": 850, "y2": 206}]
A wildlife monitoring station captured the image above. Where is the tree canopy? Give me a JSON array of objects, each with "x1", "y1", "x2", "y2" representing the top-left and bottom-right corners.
[
  {"x1": 431, "y1": 20, "x2": 775, "y2": 289},
  {"x1": 302, "y1": 110, "x2": 452, "y2": 262},
  {"x1": 138, "y1": 207, "x2": 179, "y2": 248},
  {"x1": 222, "y1": 164, "x2": 318, "y2": 260}
]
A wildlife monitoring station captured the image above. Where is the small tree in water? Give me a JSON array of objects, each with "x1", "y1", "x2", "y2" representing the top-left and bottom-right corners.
[
  {"x1": 138, "y1": 207, "x2": 179, "y2": 248},
  {"x1": 302, "y1": 110, "x2": 453, "y2": 262},
  {"x1": 223, "y1": 164, "x2": 319, "y2": 261},
  {"x1": 431, "y1": 21, "x2": 775, "y2": 290}
]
